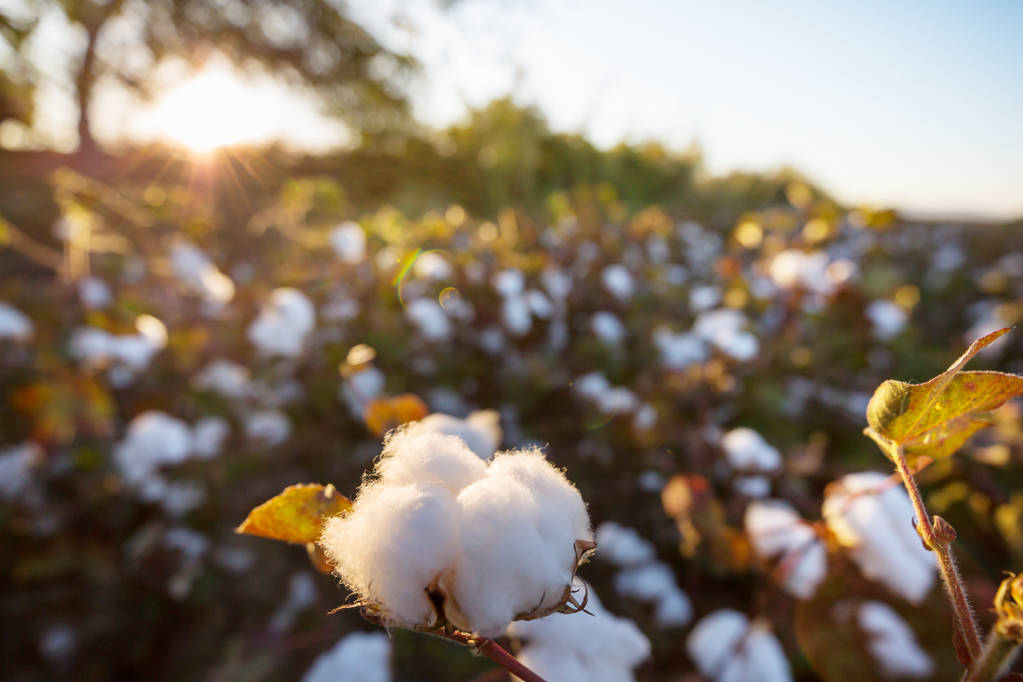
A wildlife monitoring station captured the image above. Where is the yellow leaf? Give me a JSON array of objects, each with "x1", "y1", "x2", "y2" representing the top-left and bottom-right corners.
[
  {"x1": 236, "y1": 483, "x2": 351, "y2": 544},
  {"x1": 363, "y1": 393, "x2": 428, "y2": 437},
  {"x1": 866, "y1": 328, "x2": 1023, "y2": 462}
]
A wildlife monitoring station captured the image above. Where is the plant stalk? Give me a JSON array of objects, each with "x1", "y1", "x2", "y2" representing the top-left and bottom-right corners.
[
  {"x1": 890, "y1": 442, "x2": 983, "y2": 663},
  {"x1": 964, "y1": 630, "x2": 1021, "y2": 682},
  {"x1": 436, "y1": 630, "x2": 547, "y2": 682}
]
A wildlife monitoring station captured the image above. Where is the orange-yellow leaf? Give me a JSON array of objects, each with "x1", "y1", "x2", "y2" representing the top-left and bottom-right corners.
[
  {"x1": 363, "y1": 393, "x2": 428, "y2": 437},
  {"x1": 866, "y1": 328, "x2": 1023, "y2": 462},
  {"x1": 236, "y1": 483, "x2": 351, "y2": 544}
]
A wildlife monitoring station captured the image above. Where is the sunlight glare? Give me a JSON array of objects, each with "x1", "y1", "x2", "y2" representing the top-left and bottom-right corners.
[{"x1": 150, "y1": 62, "x2": 286, "y2": 153}]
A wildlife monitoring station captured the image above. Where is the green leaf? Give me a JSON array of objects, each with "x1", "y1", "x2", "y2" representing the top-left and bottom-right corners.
[
  {"x1": 866, "y1": 328, "x2": 1023, "y2": 462},
  {"x1": 236, "y1": 483, "x2": 351, "y2": 544}
]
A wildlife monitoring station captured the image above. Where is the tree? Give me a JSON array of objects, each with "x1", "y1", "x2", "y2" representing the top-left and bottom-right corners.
[{"x1": 0, "y1": 0, "x2": 414, "y2": 152}]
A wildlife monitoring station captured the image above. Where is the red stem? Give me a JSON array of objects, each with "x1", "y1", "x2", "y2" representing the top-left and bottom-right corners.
[{"x1": 435, "y1": 630, "x2": 547, "y2": 682}]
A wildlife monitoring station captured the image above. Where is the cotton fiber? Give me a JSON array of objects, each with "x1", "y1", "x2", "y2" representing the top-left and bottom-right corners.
[{"x1": 319, "y1": 426, "x2": 592, "y2": 636}]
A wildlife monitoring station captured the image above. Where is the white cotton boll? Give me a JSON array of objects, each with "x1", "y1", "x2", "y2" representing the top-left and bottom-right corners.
[
  {"x1": 575, "y1": 372, "x2": 610, "y2": 400},
  {"x1": 445, "y1": 476, "x2": 570, "y2": 636},
  {"x1": 115, "y1": 411, "x2": 194, "y2": 484},
  {"x1": 866, "y1": 300, "x2": 907, "y2": 340},
  {"x1": 322, "y1": 482, "x2": 460, "y2": 628},
  {"x1": 247, "y1": 288, "x2": 315, "y2": 358},
  {"x1": 330, "y1": 221, "x2": 367, "y2": 264},
  {"x1": 376, "y1": 426, "x2": 488, "y2": 494},
  {"x1": 734, "y1": 476, "x2": 772, "y2": 498},
  {"x1": 244, "y1": 410, "x2": 291, "y2": 447},
  {"x1": 164, "y1": 526, "x2": 209, "y2": 560},
  {"x1": 633, "y1": 404, "x2": 658, "y2": 432},
  {"x1": 602, "y1": 264, "x2": 634, "y2": 300},
  {"x1": 0, "y1": 302, "x2": 34, "y2": 341},
  {"x1": 406, "y1": 298, "x2": 452, "y2": 341},
  {"x1": 341, "y1": 366, "x2": 385, "y2": 416},
  {"x1": 416, "y1": 410, "x2": 502, "y2": 460},
  {"x1": 595, "y1": 522, "x2": 657, "y2": 567},
  {"x1": 516, "y1": 645, "x2": 591, "y2": 682},
  {"x1": 170, "y1": 241, "x2": 235, "y2": 304},
  {"x1": 745, "y1": 500, "x2": 826, "y2": 599},
  {"x1": 502, "y1": 296, "x2": 532, "y2": 336},
  {"x1": 694, "y1": 309, "x2": 759, "y2": 361},
  {"x1": 493, "y1": 269, "x2": 526, "y2": 298},
  {"x1": 509, "y1": 582, "x2": 651, "y2": 682},
  {"x1": 690, "y1": 285, "x2": 722, "y2": 311},
  {"x1": 0, "y1": 442, "x2": 42, "y2": 500},
  {"x1": 823, "y1": 472, "x2": 936, "y2": 603},
  {"x1": 653, "y1": 328, "x2": 707, "y2": 370},
  {"x1": 542, "y1": 267, "x2": 573, "y2": 301},
  {"x1": 614, "y1": 562, "x2": 693, "y2": 626},
  {"x1": 479, "y1": 326, "x2": 506, "y2": 355},
  {"x1": 526, "y1": 289, "x2": 553, "y2": 318},
  {"x1": 591, "y1": 311, "x2": 626, "y2": 345},
  {"x1": 39, "y1": 624, "x2": 77, "y2": 663},
  {"x1": 488, "y1": 448, "x2": 593, "y2": 552},
  {"x1": 687, "y1": 609, "x2": 750, "y2": 675},
  {"x1": 413, "y1": 251, "x2": 452, "y2": 280},
  {"x1": 769, "y1": 250, "x2": 833, "y2": 295},
  {"x1": 858, "y1": 601, "x2": 934, "y2": 678},
  {"x1": 78, "y1": 277, "x2": 111, "y2": 309},
  {"x1": 303, "y1": 631, "x2": 392, "y2": 682},
  {"x1": 158, "y1": 481, "x2": 206, "y2": 517},
  {"x1": 688, "y1": 613, "x2": 793, "y2": 682},
  {"x1": 192, "y1": 359, "x2": 252, "y2": 399},
  {"x1": 192, "y1": 417, "x2": 229, "y2": 459},
  {"x1": 722, "y1": 428, "x2": 781, "y2": 475}
]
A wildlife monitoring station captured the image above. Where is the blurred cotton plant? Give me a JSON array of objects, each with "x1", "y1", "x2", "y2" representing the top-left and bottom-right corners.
[{"x1": 237, "y1": 419, "x2": 597, "y2": 682}]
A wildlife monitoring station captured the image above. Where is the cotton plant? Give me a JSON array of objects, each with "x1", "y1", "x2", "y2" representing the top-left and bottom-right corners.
[
  {"x1": 686, "y1": 609, "x2": 793, "y2": 682},
  {"x1": 247, "y1": 287, "x2": 316, "y2": 358},
  {"x1": 237, "y1": 421, "x2": 597, "y2": 682}
]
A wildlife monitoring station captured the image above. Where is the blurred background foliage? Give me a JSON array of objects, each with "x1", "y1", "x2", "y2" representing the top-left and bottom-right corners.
[{"x1": 1, "y1": 1, "x2": 1022, "y2": 681}]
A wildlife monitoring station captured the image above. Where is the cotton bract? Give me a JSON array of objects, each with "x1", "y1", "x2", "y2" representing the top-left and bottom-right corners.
[{"x1": 319, "y1": 425, "x2": 593, "y2": 636}]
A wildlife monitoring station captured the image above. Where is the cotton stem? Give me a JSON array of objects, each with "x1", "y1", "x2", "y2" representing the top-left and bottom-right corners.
[
  {"x1": 435, "y1": 630, "x2": 548, "y2": 682},
  {"x1": 964, "y1": 630, "x2": 1021, "y2": 682},
  {"x1": 889, "y1": 441, "x2": 983, "y2": 663}
]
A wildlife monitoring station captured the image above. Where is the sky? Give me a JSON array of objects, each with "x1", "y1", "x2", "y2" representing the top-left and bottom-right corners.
[
  {"x1": 350, "y1": 0, "x2": 1023, "y2": 220},
  {"x1": 4, "y1": 0, "x2": 1022, "y2": 219}
]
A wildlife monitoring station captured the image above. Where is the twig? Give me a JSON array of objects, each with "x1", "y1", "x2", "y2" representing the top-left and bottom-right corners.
[
  {"x1": 434, "y1": 630, "x2": 547, "y2": 682},
  {"x1": 889, "y1": 441, "x2": 983, "y2": 663}
]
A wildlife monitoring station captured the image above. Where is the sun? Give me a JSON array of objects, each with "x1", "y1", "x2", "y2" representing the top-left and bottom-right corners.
[{"x1": 148, "y1": 61, "x2": 285, "y2": 153}]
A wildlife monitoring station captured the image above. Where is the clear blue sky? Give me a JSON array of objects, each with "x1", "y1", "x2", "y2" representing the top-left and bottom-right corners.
[{"x1": 353, "y1": 0, "x2": 1023, "y2": 219}]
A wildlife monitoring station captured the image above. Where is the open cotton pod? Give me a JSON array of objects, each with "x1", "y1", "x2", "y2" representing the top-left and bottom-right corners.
[{"x1": 318, "y1": 424, "x2": 594, "y2": 636}]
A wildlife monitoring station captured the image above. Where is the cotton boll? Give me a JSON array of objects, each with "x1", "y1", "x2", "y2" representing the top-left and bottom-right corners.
[
  {"x1": 687, "y1": 611, "x2": 793, "y2": 682},
  {"x1": 413, "y1": 251, "x2": 452, "y2": 280},
  {"x1": 77, "y1": 277, "x2": 112, "y2": 309},
  {"x1": 115, "y1": 411, "x2": 194, "y2": 484},
  {"x1": 330, "y1": 221, "x2": 367, "y2": 264},
  {"x1": 722, "y1": 428, "x2": 781, "y2": 475},
  {"x1": 687, "y1": 609, "x2": 750, "y2": 675},
  {"x1": 653, "y1": 328, "x2": 706, "y2": 370},
  {"x1": 244, "y1": 410, "x2": 292, "y2": 447},
  {"x1": 341, "y1": 366, "x2": 385, "y2": 416},
  {"x1": 375, "y1": 426, "x2": 488, "y2": 494},
  {"x1": 406, "y1": 299, "x2": 452, "y2": 341},
  {"x1": 303, "y1": 631, "x2": 392, "y2": 682},
  {"x1": 614, "y1": 562, "x2": 692, "y2": 626},
  {"x1": 542, "y1": 267, "x2": 573, "y2": 301},
  {"x1": 446, "y1": 476, "x2": 571, "y2": 636},
  {"x1": 0, "y1": 442, "x2": 42, "y2": 500},
  {"x1": 866, "y1": 300, "x2": 907, "y2": 340},
  {"x1": 602, "y1": 264, "x2": 634, "y2": 300},
  {"x1": 170, "y1": 241, "x2": 235, "y2": 304},
  {"x1": 823, "y1": 472, "x2": 936, "y2": 603},
  {"x1": 0, "y1": 303, "x2": 33, "y2": 341},
  {"x1": 493, "y1": 269, "x2": 526, "y2": 298},
  {"x1": 416, "y1": 410, "x2": 502, "y2": 460},
  {"x1": 595, "y1": 522, "x2": 657, "y2": 567},
  {"x1": 247, "y1": 288, "x2": 315, "y2": 357},
  {"x1": 694, "y1": 309, "x2": 759, "y2": 361},
  {"x1": 857, "y1": 601, "x2": 934, "y2": 678},
  {"x1": 591, "y1": 311, "x2": 626, "y2": 345},
  {"x1": 192, "y1": 417, "x2": 229, "y2": 459},
  {"x1": 502, "y1": 297, "x2": 532, "y2": 336},
  {"x1": 734, "y1": 475, "x2": 771, "y2": 498},
  {"x1": 690, "y1": 285, "x2": 722, "y2": 311},
  {"x1": 321, "y1": 483, "x2": 460, "y2": 629},
  {"x1": 488, "y1": 448, "x2": 593, "y2": 552},
  {"x1": 509, "y1": 582, "x2": 651, "y2": 682},
  {"x1": 192, "y1": 359, "x2": 252, "y2": 399},
  {"x1": 526, "y1": 289, "x2": 553, "y2": 318},
  {"x1": 745, "y1": 500, "x2": 826, "y2": 599}
]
